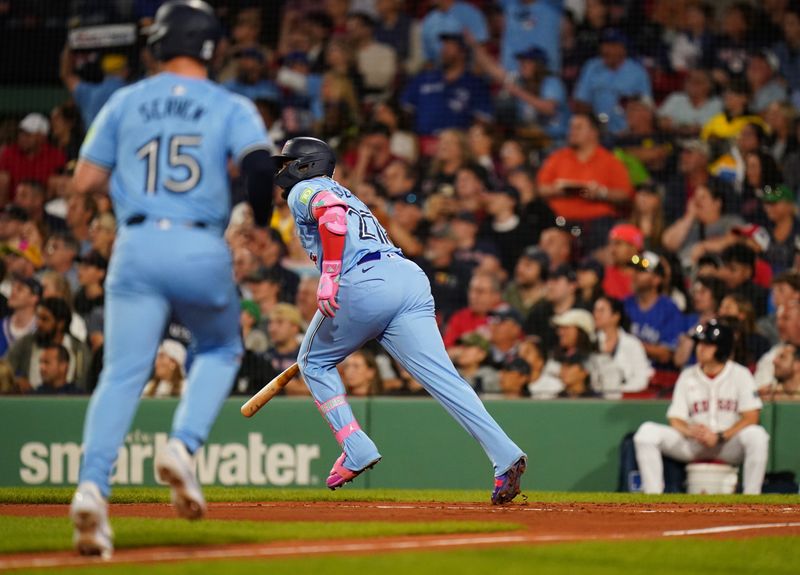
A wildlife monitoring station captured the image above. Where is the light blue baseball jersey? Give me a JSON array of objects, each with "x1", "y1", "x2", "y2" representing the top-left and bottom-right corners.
[
  {"x1": 286, "y1": 176, "x2": 401, "y2": 274},
  {"x1": 80, "y1": 71, "x2": 269, "y2": 229},
  {"x1": 499, "y1": 0, "x2": 563, "y2": 73}
]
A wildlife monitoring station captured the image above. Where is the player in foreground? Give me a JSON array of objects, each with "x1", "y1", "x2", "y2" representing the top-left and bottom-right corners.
[
  {"x1": 274, "y1": 137, "x2": 527, "y2": 503},
  {"x1": 69, "y1": 0, "x2": 273, "y2": 557},
  {"x1": 633, "y1": 319, "x2": 769, "y2": 493}
]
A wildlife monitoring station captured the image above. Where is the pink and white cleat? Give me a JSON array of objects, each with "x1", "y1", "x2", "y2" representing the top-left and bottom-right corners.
[{"x1": 326, "y1": 453, "x2": 381, "y2": 490}]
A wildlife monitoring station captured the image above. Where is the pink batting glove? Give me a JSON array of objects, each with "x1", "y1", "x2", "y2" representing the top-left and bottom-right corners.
[{"x1": 317, "y1": 260, "x2": 342, "y2": 317}]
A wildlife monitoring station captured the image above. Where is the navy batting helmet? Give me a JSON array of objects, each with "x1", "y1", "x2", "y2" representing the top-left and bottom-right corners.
[
  {"x1": 691, "y1": 319, "x2": 734, "y2": 362},
  {"x1": 273, "y1": 137, "x2": 336, "y2": 192},
  {"x1": 146, "y1": 0, "x2": 221, "y2": 63}
]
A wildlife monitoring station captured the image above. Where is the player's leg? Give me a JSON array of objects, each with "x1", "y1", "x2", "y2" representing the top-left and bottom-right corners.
[
  {"x1": 717, "y1": 425, "x2": 770, "y2": 494},
  {"x1": 633, "y1": 422, "x2": 703, "y2": 493},
  {"x1": 376, "y1": 260, "x2": 526, "y2": 476}
]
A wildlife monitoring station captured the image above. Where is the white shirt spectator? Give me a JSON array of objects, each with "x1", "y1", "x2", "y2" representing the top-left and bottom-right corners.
[
  {"x1": 658, "y1": 93, "x2": 722, "y2": 132},
  {"x1": 597, "y1": 328, "x2": 653, "y2": 393}
]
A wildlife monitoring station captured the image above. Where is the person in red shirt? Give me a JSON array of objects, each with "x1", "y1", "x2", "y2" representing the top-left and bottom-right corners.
[
  {"x1": 603, "y1": 223, "x2": 644, "y2": 299},
  {"x1": 0, "y1": 114, "x2": 65, "y2": 205},
  {"x1": 443, "y1": 271, "x2": 503, "y2": 349},
  {"x1": 536, "y1": 112, "x2": 633, "y2": 245}
]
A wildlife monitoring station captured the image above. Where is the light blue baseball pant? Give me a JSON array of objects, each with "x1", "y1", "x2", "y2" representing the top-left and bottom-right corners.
[
  {"x1": 298, "y1": 253, "x2": 525, "y2": 475},
  {"x1": 79, "y1": 223, "x2": 242, "y2": 497}
]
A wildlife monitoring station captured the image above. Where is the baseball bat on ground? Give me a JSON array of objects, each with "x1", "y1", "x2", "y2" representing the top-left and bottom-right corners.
[{"x1": 240, "y1": 362, "x2": 300, "y2": 418}]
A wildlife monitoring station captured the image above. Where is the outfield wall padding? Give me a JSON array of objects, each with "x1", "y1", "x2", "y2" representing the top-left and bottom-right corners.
[{"x1": 0, "y1": 398, "x2": 787, "y2": 491}]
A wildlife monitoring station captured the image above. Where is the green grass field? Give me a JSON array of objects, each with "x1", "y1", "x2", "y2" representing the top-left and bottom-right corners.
[{"x1": 1, "y1": 489, "x2": 798, "y2": 575}]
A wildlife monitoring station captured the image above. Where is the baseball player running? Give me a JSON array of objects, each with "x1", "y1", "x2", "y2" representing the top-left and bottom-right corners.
[
  {"x1": 274, "y1": 137, "x2": 527, "y2": 503},
  {"x1": 69, "y1": 0, "x2": 273, "y2": 557},
  {"x1": 634, "y1": 320, "x2": 769, "y2": 494}
]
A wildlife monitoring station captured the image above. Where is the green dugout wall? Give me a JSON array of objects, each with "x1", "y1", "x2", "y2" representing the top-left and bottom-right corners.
[{"x1": 0, "y1": 398, "x2": 791, "y2": 491}]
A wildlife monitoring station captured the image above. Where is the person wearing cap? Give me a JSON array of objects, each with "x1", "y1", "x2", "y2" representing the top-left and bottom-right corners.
[
  {"x1": 346, "y1": 12, "x2": 398, "y2": 101},
  {"x1": 243, "y1": 267, "x2": 283, "y2": 331},
  {"x1": 400, "y1": 31, "x2": 492, "y2": 137},
  {"x1": 388, "y1": 190, "x2": 427, "y2": 259},
  {"x1": 487, "y1": 306, "x2": 526, "y2": 368},
  {"x1": 420, "y1": 0, "x2": 488, "y2": 64},
  {"x1": 525, "y1": 264, "x2": 585, "y2": 354},
  {"x1": 614, "y1": 94, "x2": 673, "y2": 181},
  {"x1": 60, "y1": 45, "x2": 128, "y2": 128},
  {"x1": 453, "y1": 331, "x2": 499, "y2": 394},
  {"x1": 420, "y1": 224, "x2": 472, "y2": 323},
  {"x1": 498, "y1": 356, "x2": 533, "y2": 399},
  {"x1": 573, "y1": 28, "x2": 652, "y2": 135},
  {"x1": 497, "y1": 0, "x2": 561, "y2": 75},
  {"x1": 718, "y1": 244, "x2": 769, "y2": 318},
  {"x1": 479, "y1": 185, "x2": 536, "y2": 275},
  {"x1": 504, "y1": 246, "x2": 549, "y2": 317},
  {"x1": 0, "y1": 277, "x2": 41, "y2": 356},
  {"x1": 762, "y1": 184, "x2": 800, "y2": 275},
  {"x1": 603, "y1": 223, "x2": 644, "y2": 300},
  {"x1": 15, "y1": 179, "x2": 66, "y2": 235},
  {"x1": 142, "y1": 339, "x2": 188, "y2": 398},
  {"x1": 0, "y1": 204, "x2": 29, "y2": 245},
  {"x1": 223, "y1": 47, "x2": 281, "y2": 103},
  {"x1": 747, "y1": 49, "x2": 787, "y2": 113},
  {"x1": 594, "y1": 294, "x2": 652, "y2": 394},
  {"x1": 536, "y1": 113, "x2": 634, "y2": 236},
  {"x1": 2, "y1": 238, "x2": 44, "y2": 282},
  {"x1": 0, "y1": 113, "x2": 66, "y2": 204},
  {"x1": 264, "y1": 303, "x2": 307, "y2": 396},
  {"x1": 623, "y1": 251, "x2": 685, "y2": 368},
  {"x1": 658, "y1": 70, "x2": 722, "y2": 137},
  {"x1": 74, "y1": 251, "x2": 108, "y2": 319},
  {"x1": 700, "y1": 77, "x2": 768, "y2": 142},
  {"x1": 442, "y1": 272, "x2": 503, "y2": 348},
  {"x1": 556, "y1": 352, "x2": 599, "y2": 399}
]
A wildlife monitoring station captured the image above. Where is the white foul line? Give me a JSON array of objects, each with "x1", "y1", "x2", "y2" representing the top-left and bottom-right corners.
[{"x1": 664, "y1": 522, "x2": 800, "y2": 536}]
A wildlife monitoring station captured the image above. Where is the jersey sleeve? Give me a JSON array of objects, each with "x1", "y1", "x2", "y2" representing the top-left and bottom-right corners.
[
  {"x1": 227, "y1": 95, "x2": 272, "y2": 164},
  {"x1": 287, "y1": 183, "x2": 321, "y2": 224},
  {"x1": 79, "y1": 92, "x2": 122, "y2": 169},
  {"x1": 736, "y1": 367, "x2": 763, "y2": 413},
  {"x1": 666, "y1": 371, "x2": 690, "y2": 421}
]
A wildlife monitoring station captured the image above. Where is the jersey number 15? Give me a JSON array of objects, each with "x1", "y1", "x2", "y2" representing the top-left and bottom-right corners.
[{"x1": 136, "y1": 135, "x2": 202, "y2": 194}]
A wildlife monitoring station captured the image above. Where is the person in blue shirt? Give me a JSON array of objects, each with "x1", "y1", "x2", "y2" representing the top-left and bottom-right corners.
[
  {"x1": 60, "y1": 49, "x2": 128, "y2": 129},
  {"x1": 223, "y1": 48, "x2": 281, "y2": 103},
  {"x1": 573, "y1": 28, "x2": 652, "y2": 135},
  {"x1": 401, "y1": 33, "x2": 492, "y2": 136},
  {"x1": 499, "y1": 0, "x2": 563, "y2": 74},
  {"x1": 623, "y1": 251, "x2": 684, "y2": 370},
  {"x1": 68, "y1": 1, "x2": 274, "y2": 558},
  {"x1": 420, "y1": 0, "x2": 488, "y2": 64}
]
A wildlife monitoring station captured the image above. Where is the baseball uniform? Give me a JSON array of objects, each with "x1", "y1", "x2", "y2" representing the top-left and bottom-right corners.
[
  {"x1": 287, "y1": 175, "x2": 526, "y2": 476},
  {"x1": 633, "y1": 361, "x2": 769, "y2": 494},
  {"x1": 77, "y1": 72, "x2": 271, "y2": 497}
]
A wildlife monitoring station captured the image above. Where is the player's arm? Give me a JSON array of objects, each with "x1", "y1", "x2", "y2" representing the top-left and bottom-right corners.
[
  {"x1": 719, "y1": 409, "x2": 760, "y2": 443},
  {"x1": 668, "y1": 417, "x2": 694, "y2": 438},
  {"x1": 59, "y1": 44, "x2": 80, "y2": 93},
  {"x1": 70, "y1": 160, "x2": 110, "y2": 195},
  {"x1": 239, "y1": 149, "x2": 274, "y2": 227},
  {"x1": 311, "y1": 190, "x2": 348, "y2": 318}
]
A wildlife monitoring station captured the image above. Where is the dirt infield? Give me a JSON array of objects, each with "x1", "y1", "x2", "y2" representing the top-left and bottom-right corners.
[{"x1": 2, "y1": 501, "x2": 800, "y2": 570}]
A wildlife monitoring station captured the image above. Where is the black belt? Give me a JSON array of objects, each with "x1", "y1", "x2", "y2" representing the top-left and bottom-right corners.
[
  {"x1": 356, "y1": 251, "x2": 403, "y2": 265},
  {"x1": 125, "y1": 214, "x2": 207, "y2": 229}
]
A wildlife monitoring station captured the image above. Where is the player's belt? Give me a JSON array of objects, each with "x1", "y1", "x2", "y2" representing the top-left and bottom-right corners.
[
  {"x1": 356, "y1": 252, "x2": 404, "y2": 266},
  {"x1": 125, "y1": 214, "x2": 208, "y2": 229}
]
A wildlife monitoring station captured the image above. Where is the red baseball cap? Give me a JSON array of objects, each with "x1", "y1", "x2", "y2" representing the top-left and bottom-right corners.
[{"x1": 609, "y1": 223, "x2": 644, "y2": 251}]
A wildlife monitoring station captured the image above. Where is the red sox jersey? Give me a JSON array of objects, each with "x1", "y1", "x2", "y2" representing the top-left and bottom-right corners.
[{"x1": 667, "y1": 361, "x2": 762, "y2": 432}]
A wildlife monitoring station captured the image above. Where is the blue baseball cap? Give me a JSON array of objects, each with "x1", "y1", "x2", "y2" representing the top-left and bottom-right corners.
[
  {"x1": 515, "y1": 46, "x2": 549, "y2": 67},
  {"x1": 600, "y1": 28, "x2": 629, "y2": 46}
]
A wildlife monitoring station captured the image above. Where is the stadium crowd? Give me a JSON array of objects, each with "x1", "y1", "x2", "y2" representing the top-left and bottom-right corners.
[{"x1": 1, "y1": 0, "x2": 800, "y2": 402}]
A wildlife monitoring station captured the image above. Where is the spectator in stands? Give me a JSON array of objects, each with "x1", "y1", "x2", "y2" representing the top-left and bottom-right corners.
[
  {"x1": 497, "y1": 139, "x2": 530, "y2": 179},
  {"x1": 657, "y1": 70, "x2": 722, "y2": 138},
  {"x1": 574, "y1": 0, "x2": 611, "y2": 67},
  {"x1": 375, "y1": 0, "x2": 422, "y2": 74},
  {"x1": 401, "y1": 32, "x2": 492, "y2": 137},
  {"x1": 74, "y1": 251, "x2": 106, "y2": 320},
  {"x1": 664, "y1": 139, "x2": 716, "y2": 224},
  {"x1": 65, "y1": 193, "x2": 97, "y2": 256},
  {"x1": 15, "y1": 180, "x2": 64, "y2": 234},
  {"x1": 504, "y1": 246, "x2": 549, "y2": 318},
  {"x1": 525, "y1": 264, "x2": 581, "y2": 352},
  {"x1": 346, "y1": 11, "x2": 397, "y2": 102},
  {"x1": 662, "y1": 180, "x2": 744, "y2": 270},
  {"x1": 668, "y1": 1, "x2": 715, "y2": 74},
  {"x1": 243, "y1": 267, "x2": 283, "y2": 332},
  {"x1": 50, "y1": 101, "x2": 84, "y2": 164},
  {"x1": 467, "y1": 122, "x2": 497, "y2": 177},
  {"x1": 452, "y1": 211, "x2": 497, "y2": 271},
  {"x1": 7, "y1": 296, "x2": 90, "y2": 392},
  {"x1": 420, "y1": 225, "x2": 471, "y2": 323},
  {"x1": 380, "y1": 158, "x2": 418, "y2": 201},
  {"x1": 220, "y1": 8, "x2": 272, "y2": 82},
  {"x1": 624, "y1": 251, "x2": 684, "y2": 368},
  {"x1": 499, "y1": 0, "x2": 562, "y2": 74},
  {"x1": 42, "y1": 231, "x2": 79, "y2": 293},
  {"x1": 773, "y1": 6, "x2": 800, "y2": 108},
  {"x1": 341, "y1": 349, "x2": 382, "y2": 397},
  {"x1": 3, "y1": 239, "x2": 43, "y2": 283},
  {"x1": 388, "y1": 190, "x2": 427, "y2": 259},
  {"x1": 573, "y1": 28, "x2": 652, "y2": 135},
  {"x1": 701, "y1": 78, "x2": 767, "y2": 143},
  {"x1": 674, "y1": 275, "x2": 726, "y2": 368},
  {"x1": 0, "y1": 114, "x2": 65, "y2": 205},
  {"x1": 747, "y1": 49, "x2": 787, "y2": 114},
  {"x1": 0, "y1": 277, "x2": 40, "y2": 357},
  {"x1": 576, "y1": 257, "x2": 604, "y2": 307},
  {"x1": 765, "y1": 343, "x2": 800, "y2": 400},
  {"x1": 516, "y1": 336, "x2": 558, "y2": 398},
  {"x1": 594, "y1": 295, "x2": 651, "y2": 394},
  {"x1": 452, "y1": 164, "x2": 489, "y2": 220},
  {"x1": 603, "y1": 223, "x2": 643, "y2": 300},
  {"x1": 762, "y1": 185, "x2": 800, "y2": 275},
  {"x1": 315, "y1": 70, "x2": 361, "y2": 145},
  {"x1": 710, "y1": 2, "x2": 761, "y2": 84},
  {"x1": 372, "y1": 100, "x2": 419, "y2": 163},
  {"x1": 265, "y1": 302, "x2": 304, "y2": 374},
  {"x1": 537, "y1": 224, "x2": 573, "y2": 272},
  {"x1": 256, "y1": 228, "x2": 300, "y2": 303},
  {"x1": 486, "y1": 307, "x2": 526, "y2": 368},
  {"x1": 719, "y1": 294, "x2": 772, "y2": 369},
  {"x1": 349, "y1": 122, "x2": 398, "y2": 187},
  {"x1": 498, "y1": 356, "x2": 533, "y2": 399},
  {"x1": 87, "y1": 213, "x2": 115, "y2": 261},
  {"x1": 39, "y1": 270, "x2": 87, "y2": 345},
  {"x1": 763, "y1": 102, "x2": 798, "y2": 166},
  {"x1": 507, "y1": 167, "x2": 557, "y2": 234},
  {"x1": 537, "y1": 112, "x2": 634, "y2": 245},
  {"x1": 557, "y1": 352, "x2": 600, "y2": 398},
  {"x1": 718, "y1": 244, "x2": 769, "y2": 318},
  {"x1": 453, "y1": 332, "x2": 498, "y2": 394},
  {"x1": 142, "y1": 339, "x2": 187, "y2": 398},
  {"x1": 35, "y1": 343, "x2": 79, "y2": 395},
  {"x1": 420, "y1": 0, "x2": 488, "y2": 64},
  {"x1": 443, "y1": 272, "x2": 502, "y2": 348},
  {"x1": 0, "y1": 204, "x2": 28, "y2": 245},
  {"x1": 232, "y1": 247, "x2": 260, "y2": 296},
  {"x1": 295, "y1": 276, "x2": 319, "y2": 327},
  {"x1": 223, "y1": 48, "x2": 280, "y2": 103},
  {"x1": 478, "y1": 185, "x2": 536, "y2": 275},
  {"x1": 60, "y1": 49, "x2": 128, "y2": 128},
  {"x1": 755, "y1": 274, "x2": 800, "y2": 387}
]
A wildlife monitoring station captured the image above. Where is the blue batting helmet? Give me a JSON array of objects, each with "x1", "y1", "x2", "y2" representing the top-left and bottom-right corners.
[{"x1": 146, "y1": 0, "x2": 221, "y2": 63}]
